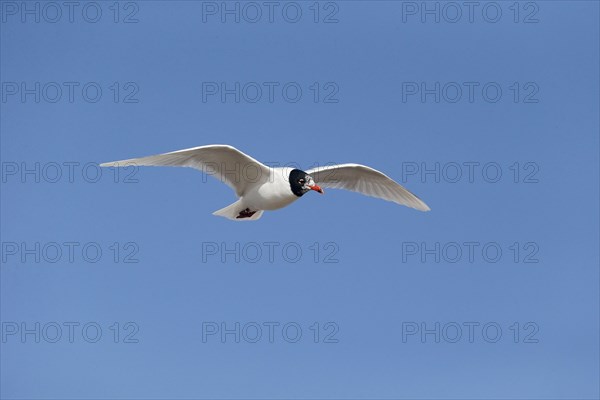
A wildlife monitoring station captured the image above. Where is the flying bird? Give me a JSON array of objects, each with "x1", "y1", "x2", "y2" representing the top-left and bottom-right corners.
[{"x1": 100, "y1": 144, "x2": 430, "y2": 221}]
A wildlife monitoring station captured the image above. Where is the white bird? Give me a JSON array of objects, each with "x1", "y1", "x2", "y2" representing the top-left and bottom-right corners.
[{"x1": 100, "y1": 144, "x2": 430, "y2": 221}]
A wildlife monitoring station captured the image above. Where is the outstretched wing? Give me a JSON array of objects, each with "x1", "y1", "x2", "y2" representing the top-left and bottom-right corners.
[
  {"x1": 100, "y1": 144, "x2": 271, "y2": 197},
  {"x1": 307, "y1": 163, "x2": 430, "y2": 211}
]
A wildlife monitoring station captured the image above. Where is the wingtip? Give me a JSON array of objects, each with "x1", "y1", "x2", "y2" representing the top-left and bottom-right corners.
[
  {"x1": 411, "y1": 200, "x2": 431, "y2": 212},
  {"x1": 412, "y1": 205, "x2": 430, "y2": 212},
  {"x1": 99, "y1": 161, "x2": 139, "y2": 168}
]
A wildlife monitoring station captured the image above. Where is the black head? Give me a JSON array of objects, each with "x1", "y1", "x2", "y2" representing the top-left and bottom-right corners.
[{"x1": 289, "y1": 169, "x2": 324, "y2": 197}]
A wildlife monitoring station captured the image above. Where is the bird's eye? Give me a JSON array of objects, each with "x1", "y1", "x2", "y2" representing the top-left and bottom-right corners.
[{"x1": 299, "y1": 179, "x2": 305, "y2": 184}]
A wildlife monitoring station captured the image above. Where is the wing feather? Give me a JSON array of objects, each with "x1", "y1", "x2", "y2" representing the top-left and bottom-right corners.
[
  {"x1": 100, "y1": 145, "x2": 271, "y2": 197},
  {"x1": 307, "y1": 163, "x2": 430, "y2": 211}
]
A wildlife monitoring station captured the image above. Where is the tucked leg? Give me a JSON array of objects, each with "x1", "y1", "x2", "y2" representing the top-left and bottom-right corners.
[{"x1": 236, "y1": 208, "x2": 257, "y2": 219}]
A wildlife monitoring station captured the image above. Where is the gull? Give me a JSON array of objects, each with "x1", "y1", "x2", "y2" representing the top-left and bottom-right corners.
[{"x1": 100, "y1": 144, "x2": 430, "y2": 221}]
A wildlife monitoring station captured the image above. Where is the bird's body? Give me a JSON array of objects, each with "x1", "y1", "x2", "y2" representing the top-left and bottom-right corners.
[
  {"x1": 213, "y1": 167, "x2": 300, "y2": 220},
  {"x1": 245, "y1": 168, "x2": 299, "y2": 210},
  {"x1": 100, "y1": 144, "x2": 430, "y2": 221}
]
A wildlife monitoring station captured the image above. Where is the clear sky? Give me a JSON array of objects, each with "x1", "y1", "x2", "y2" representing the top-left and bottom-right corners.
[{"x1": 1, "y1": 1, "x2": 599, "y2": 399}]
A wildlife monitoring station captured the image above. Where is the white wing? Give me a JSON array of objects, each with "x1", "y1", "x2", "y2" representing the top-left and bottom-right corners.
[
  {"x1": 100, "y1": 144, "x2": 271, "y2": 197},
  {"x1": 307, "y1": 164, "x2": 430, "y2": 211}
]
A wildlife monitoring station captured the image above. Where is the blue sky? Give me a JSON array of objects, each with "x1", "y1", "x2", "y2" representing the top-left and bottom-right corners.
[{"x1": 1, "y1": 1, "x2": 599, "y2": 399}]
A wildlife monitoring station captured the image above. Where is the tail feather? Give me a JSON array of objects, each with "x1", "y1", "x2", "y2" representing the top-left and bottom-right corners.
[{"x1": 213, "y1": 200, "x2": 263, "y2": 221}]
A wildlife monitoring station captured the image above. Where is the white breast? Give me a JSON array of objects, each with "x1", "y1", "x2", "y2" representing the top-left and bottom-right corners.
[{"x1": 242, "y1": 167, "x2": 299, "y2": 211}]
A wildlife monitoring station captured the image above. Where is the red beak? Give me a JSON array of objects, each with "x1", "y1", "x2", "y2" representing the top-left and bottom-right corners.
[{"x1": 309, "y1": 185, "x2": 324, "y2": 194}]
